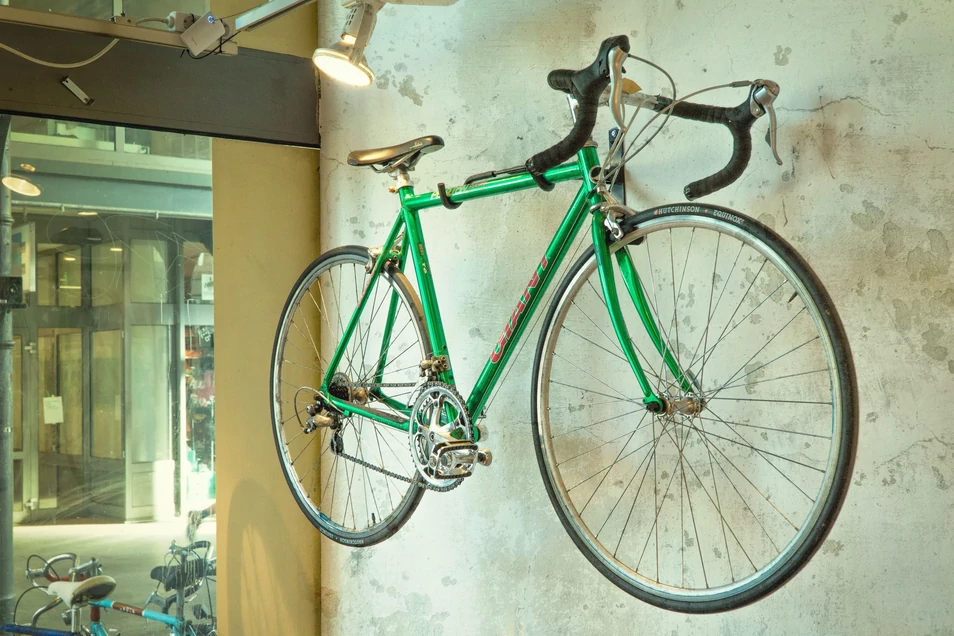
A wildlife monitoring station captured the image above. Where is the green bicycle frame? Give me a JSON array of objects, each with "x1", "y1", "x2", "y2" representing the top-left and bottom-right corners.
[{"x1": 321, "y1": 144, "x2": 689, "y2": 429}]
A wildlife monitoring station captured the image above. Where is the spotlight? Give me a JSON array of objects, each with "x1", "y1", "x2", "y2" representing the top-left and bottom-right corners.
[
  {"x1": 1, "y1": 174, "x2": 41, "y2": 197},
  {"x1": 312, "y1": 1, "x2": 381, "y2": 87}
]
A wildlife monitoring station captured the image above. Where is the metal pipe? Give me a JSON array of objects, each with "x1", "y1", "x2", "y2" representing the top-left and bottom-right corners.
[
  {"x1": 0, "y1": 113, "x2": 14, "y2": 626},
  {"x1": 11, "y1": 200, "x2": 211, "y2": 221}
]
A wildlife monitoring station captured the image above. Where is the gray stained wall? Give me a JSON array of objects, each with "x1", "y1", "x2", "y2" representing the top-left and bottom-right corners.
[{"x1": 315, "y1": 1, "x2": 952, "y2": 633}]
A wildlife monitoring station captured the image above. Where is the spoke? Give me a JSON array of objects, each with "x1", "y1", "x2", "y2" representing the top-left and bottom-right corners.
[
  {"x1": 552, "y1": 352, "x2": 632, "y2": 402},
  {"x1": 281, "y1": 405, "x2": 310, "y2": 427},
  {"x1": 576, "y1": 286, "x2": 661, "y2": 382},
  {"x1": 355, "y1": 420, "x2": 381, "y2": 528},
  {"x1": 706, "y1": 396, "x2": 832, "y2": 406},
  {"x1": 696, "y1": 231, "x2": 722, "y2": 392},
  {"x1": 706, "y1": 334, "x2": 819, "y2": 399},
  {"x1": 573, "y1": 290, "x2": 667, "y2": 386},
  {"x1": 283, "y1": 336, "x2": 330, "y2": 374},
  {"x1": 551, "y1": 407, "x2": 648, "y2": 441},
  {"x1": 690, "y1": 426, "x2": 825, "y2": 474},
  {"x1": 694, "y1": 414, "x2": 831, "y2": 439},
  {"x1": 692, "y1": 258, "x2": 767, "y2": 378},
  {"x1": 282, "y1": 357, "x2": 323, "y2": 376},
  {"x1": 691, "y1": 421, "x2": 783, "y2": 562},
  {"x1": 610, "y1": 417, "x2": 667, "y2": 558},
  {"x1": 716, "y1": 367, "x2": 829, "y2": 393},
  {"x1": 681, "y1": 447, "x2": 709, "y2": 589},
  {"x1": 701, "y1": 408, "x2": 818, "y2": 505},
  {"x1": 361, "y1": 317, "x2": 414, "y2": 384},
  {"x1": 559, "y1": 408, "x2": 650, "y2": 461},
  {"x1": 578, "y1": 428, "x2": 640, "y2": 515},
  {"x1": 548, "y1": 380, "x2": 641, "y2": 405},
  {"x1": 373, "y1": 425, "x2": 398, "y2": 510},
  {"x1": 700, "y1": 415, "x2": 734, "y2": 582},
  {"x1": 709, "y1": 307, "x2": 809, "y2": 396},
  {"x1": 566, "y1": 435, "x2": 657, "y2": 493},
  {"x1": 290, "y1": 430, "x2": 320, "y2": 466}
]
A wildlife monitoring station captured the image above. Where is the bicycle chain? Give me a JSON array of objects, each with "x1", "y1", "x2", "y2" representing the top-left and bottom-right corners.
[
  {"x1": 334, "y1": 446, "x2": 462, "y2": 492},
  {"x1": 331, "y1": 380, "x2": 464, "y2": 492},
  {"x1": 344, "y1": 382, "x2": 418, "y2": 389}
]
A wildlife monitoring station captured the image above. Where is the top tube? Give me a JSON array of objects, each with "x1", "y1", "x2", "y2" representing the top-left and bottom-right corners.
[{"x1": 400, "y1": 161, "x2": 585, "y2": 211}]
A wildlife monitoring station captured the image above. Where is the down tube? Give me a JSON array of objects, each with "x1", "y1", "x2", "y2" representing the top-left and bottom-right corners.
[{"x1": 465, "y1": 185, "x2": 592, "y2": 417}]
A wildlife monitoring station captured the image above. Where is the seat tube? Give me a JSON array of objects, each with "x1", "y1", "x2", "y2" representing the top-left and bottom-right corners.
[{"x1": 591, "y1": 210, "x2": 664, "y2": 411}]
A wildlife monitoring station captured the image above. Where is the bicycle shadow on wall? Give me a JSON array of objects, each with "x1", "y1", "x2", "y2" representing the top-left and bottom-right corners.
[{"x1": 225, "y1": 478, "x2": 320, "y2": 633}]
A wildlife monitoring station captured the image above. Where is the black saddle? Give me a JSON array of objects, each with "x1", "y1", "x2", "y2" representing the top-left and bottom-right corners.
[{"x1": 347, "y1": 135, "x2": 444, "y2": 170}]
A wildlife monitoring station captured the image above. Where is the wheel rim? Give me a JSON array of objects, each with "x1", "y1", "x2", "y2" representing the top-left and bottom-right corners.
[
  {"x1": 272, "y1": 252, "x2": 427, "y2": 539},
  {"x1": 537, "y1": 214, "x2": 848, "y2": 604}
]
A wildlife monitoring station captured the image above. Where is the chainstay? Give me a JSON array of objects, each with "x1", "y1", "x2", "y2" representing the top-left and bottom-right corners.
[
  {"x1": 344, "y1": 382, "x2": 418, "y2": 389},
  {"x1": 334, "y1": 447, "x2": 462, "y2": 492}
]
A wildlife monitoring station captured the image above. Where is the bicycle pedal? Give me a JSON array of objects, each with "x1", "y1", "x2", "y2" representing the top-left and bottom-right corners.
[{"x1": 477, "y1": 448, "x2": 493, "y2": 467}]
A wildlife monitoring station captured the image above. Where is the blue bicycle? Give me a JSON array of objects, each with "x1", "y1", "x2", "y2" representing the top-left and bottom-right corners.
[{"x1": 1, "y1": 543, "x2": 216, "y2": 636}]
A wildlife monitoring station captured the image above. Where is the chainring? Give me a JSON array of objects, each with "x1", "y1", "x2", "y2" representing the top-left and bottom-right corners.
[{"x1": 409, "y1": 382, "x2": 474, "y2": 488}]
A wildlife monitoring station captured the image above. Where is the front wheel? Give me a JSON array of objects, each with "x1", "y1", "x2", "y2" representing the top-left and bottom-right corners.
[{"x1": 532, "y1": 204, "x2": 857, "y2": 613}]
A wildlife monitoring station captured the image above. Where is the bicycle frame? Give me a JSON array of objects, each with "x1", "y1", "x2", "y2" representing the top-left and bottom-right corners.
[
  {"x1": 89, "y1": 600, "x2": 181, "y2": 634},
  {"x1": 322, "y1": 143, "x2": 691, "y2": 430},
  {"x1": 1, "y1": 600, "x2": 178, "y2": 636}
]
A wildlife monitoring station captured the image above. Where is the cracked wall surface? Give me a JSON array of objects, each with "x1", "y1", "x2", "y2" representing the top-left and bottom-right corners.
[{"x1": 313, "y1": 1, "x2": 953, "y2": 633}]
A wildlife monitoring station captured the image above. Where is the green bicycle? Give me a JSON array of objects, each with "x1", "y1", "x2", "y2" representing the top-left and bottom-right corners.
[{"x1": 270, "y1": 35, "x2": 857, "y2": 613}]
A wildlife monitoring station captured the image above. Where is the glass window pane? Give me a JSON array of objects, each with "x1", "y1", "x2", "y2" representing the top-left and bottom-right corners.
[
  {"x1": 35, "y1": 250, "x2": 56, "y2": 306},
  {"x1": 124, "y1": 129, "x2": 212, "y2": 160},
  {"x1": 185, "y1": 326, "x2": 214, "y2": 506},
  {"x1": 57, "y1": 248, "x2": 83, "y2": 307},
  {"x1": 184, "y1": 242, "x2": 214, "y2": 305},
  {"x1": 8, "y1": 0, "x2": 113, "y2": 20},
  {"x1": 92, "y1": 243, "x2": 125, "y2": 306},
  {"x1": 130, "y1": 240, "x2": 169, "y2": 303},
  {"x1": 92, "y1": 331, "x2": 123, "y2": 460},
  {"x1": 131, "y1": 326, "x2": 170, "y2": 463},
  {"x1": 11, "y1": 117, "x2": 116, "y2": 150},
  {"x1": 58, "y1": 332, "x2": 83, "y2": 456},
  {"x1": 13, "y1": 336, "x2": 21, "y2": 452},
  {"x1": 37, "y1": 334, "x2": 55, "y2": 454}
]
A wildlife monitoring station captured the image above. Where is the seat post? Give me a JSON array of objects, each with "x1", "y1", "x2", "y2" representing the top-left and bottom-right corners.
[{"x1": 389, "y1": 168, "x2": 413, "y2": 193}]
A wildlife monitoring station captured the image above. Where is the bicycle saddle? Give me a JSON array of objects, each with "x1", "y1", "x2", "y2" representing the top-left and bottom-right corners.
[
  {"x1": 47, "y1": 575, "x2": 116, "y2": 607},
  {"x1": 150, "y1": 559, "x2": 209, "y2": 591},
  {"x1": 347, "y1": 135, "x2": 444, "y2": 169}
]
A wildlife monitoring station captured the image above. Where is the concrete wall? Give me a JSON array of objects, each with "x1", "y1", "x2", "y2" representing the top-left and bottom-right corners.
[
  {"x1": 210, "y1": 1, "x2": 322, "y2": 633},
  {"x1": 316, "y1": 1, "x2": 953, "y2": 634}
]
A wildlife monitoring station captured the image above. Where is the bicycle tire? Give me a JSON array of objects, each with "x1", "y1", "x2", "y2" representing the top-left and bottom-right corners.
[
  {"x1": 531, "y1": 204, "x2": 857, "y2": 612},
  {"x1": 271, "y1": 246, "x2": 429, "y2": 546}
]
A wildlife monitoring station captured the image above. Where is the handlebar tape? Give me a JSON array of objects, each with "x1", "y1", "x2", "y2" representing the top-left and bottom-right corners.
[
  {"x1": 527, "y1": 35, "x2": 631, "y2": 184},
  {"x1": 652, "y1": 96, "x2": 756, "y2": 200}
]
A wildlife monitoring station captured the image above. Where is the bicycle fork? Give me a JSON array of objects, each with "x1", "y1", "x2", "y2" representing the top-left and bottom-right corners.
[{"x1": 590, "y1": 207, "x2": 701, "y2": 414}]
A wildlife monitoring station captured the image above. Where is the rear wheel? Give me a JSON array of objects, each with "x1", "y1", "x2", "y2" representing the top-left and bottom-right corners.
[
  {"x1": 271, "y1": 246, "x2": 429, "y2": 546},
  {"x1": 532, "y1": 204, "x2": 857, "y2": 612}
]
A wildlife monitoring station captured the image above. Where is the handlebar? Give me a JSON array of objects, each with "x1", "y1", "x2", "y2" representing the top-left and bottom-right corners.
[
  {"x1": 624, "y1": 80, "x2": 781, "y2": 199},
  {"x1": 26, "y1": 554, "x2": 101, "y2": 585},
  {"x1": 526, "y1": 35, "x2": 630, "y2": 188},
  {"x1": 527, "y1": 36, "x2": 782, "y2": 200}
]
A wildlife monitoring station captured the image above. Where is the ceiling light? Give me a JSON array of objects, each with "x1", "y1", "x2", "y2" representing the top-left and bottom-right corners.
[
  {"x1": 313, "y1": 43, "x2": 374, "y2": 87},
  {"x1": 1, "y1": 175, "x2": 41, "y2": 197},
  {"x1": 313, "y1": 1, "x2": 380, "y2": 87},
  {"x1": 63, "y1": 256, "x2": 77, "y2": 262},
  {"x1": 78, "y1": 211, "x2": 98, "y2": 216},
  {"x1": 110, "y1": 247, "x2": 123, "y2": 252}
]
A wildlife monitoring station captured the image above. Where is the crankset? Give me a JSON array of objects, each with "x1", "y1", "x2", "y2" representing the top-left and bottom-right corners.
[{"x1": 409, "y1": 382, "x2": 492, "y2": 488}]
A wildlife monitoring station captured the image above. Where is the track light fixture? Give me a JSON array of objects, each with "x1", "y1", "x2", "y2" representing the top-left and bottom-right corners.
[{"x1": 312, "y1": 1, "x2": 382, "y2": 87}]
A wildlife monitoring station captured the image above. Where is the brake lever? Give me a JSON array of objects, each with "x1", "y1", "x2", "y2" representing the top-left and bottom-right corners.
[
  {"x1": 750, "y1": 79, "x2": 783, "y2": 165},
  {"x1": 608, "y1": 47, "x2": 629, "y2": 131}
]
